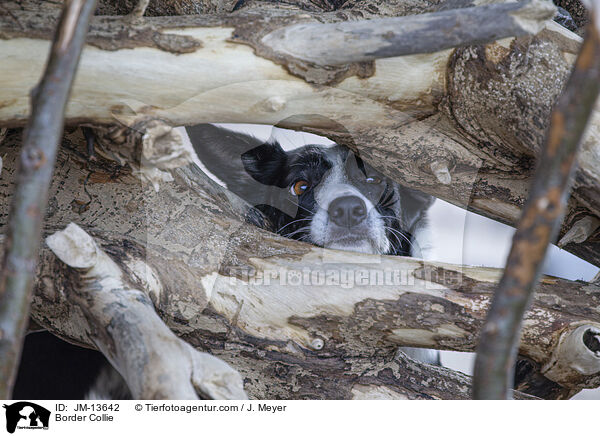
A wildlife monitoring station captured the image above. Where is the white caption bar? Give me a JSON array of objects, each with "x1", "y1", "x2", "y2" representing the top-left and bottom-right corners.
[{"x1": 1, "y1": 400, "x2": 596, "y2": 436}]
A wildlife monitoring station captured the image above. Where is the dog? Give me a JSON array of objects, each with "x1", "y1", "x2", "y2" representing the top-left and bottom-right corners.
[
  {"x1": 186, "y1": 124, "x2": 434, "y2": 258},
  {"x1": 186, "y1": 124, "x2": 440, "y2": 365}
]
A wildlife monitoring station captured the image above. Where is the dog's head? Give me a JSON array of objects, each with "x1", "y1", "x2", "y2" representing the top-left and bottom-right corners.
[{"x1": 186, "y1": 124, "x2": 434, "y2": 257}]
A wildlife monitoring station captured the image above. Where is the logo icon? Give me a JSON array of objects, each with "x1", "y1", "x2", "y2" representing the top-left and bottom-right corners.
[{"x1": 2, "y1": 402, "x2": 50, "y2": 433}]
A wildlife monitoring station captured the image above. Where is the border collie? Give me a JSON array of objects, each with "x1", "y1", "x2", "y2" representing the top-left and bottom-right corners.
[
  {"x1": 186, "y1": 124, "x2": 435, "y2": 259},
  {"x1": 186, "y1": 124, "x2": 439, "y2": 366}
]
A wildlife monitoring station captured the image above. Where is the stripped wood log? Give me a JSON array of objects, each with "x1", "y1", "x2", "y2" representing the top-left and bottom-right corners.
[
  {"x1": 0, "y1": 2, "x2": 598, "y2": 268},
  {"x1": 45, "y1": 223, "x2": 247, "y2": 400},
  {"x1": 38, "y1": 223, "x2": 536, "y2": 400}
]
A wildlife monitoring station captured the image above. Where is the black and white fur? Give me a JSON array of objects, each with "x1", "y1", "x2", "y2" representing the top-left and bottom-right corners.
[
  {"x1": 187, "y1": 124, "x2": 434, "y2": 257},
  {"x1": 186, "y1": 124, "x2": 439, "y2": 365}
]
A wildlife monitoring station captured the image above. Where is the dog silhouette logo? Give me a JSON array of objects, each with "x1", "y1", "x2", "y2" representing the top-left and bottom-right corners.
[{"x1": 3, "y1": 402, "x2": 50, "y2": 433}]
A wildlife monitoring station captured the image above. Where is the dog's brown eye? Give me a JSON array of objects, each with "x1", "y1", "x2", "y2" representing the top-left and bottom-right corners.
[
  {"x1": 291, "y1": 180, "x2": 310, "y2": 196},
  {"x1": 365, "y1": 176, "x2": 381, "y2": 184}
]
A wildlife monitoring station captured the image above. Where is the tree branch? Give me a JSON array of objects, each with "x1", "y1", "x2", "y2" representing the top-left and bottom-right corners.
[
  {"x1": 41, "y1": 221, "x2": 538, "y2": 400},
  {"x1": 262, "y1": 0, "x2": 556, "y2": 65},
  {"x1": 45, "y1": 223, "x2": 247, "y2": 400},
  {"x1": 472, "y1": 1, "x2": 600, "y2": 400},
  {"x1": 129, "y1": 0, "x2": 150, "y2": 17},
  {"x1": 33, "y1": 220, "x2": 541, "y2": 399},
  {"x1": 0, "y1": 0, "x2": 96, "y2": 399}
]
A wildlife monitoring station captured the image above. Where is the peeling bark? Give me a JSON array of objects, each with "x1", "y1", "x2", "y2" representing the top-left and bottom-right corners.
[{"x1": 0, "y1": 2, "x2": 598, "y2": 269}]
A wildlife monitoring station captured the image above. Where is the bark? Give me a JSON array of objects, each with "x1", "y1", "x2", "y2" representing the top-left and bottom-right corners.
[
  {"x1": 555, "y1": 0, "x2": 588, "y2": 32},
  {"x1": 1, "y1": 128, "x2": 598, "y2": 398},
  {"x1": 0, "y1": 2, "x2": 598, "y2": 270},
  {"x1": 514, "y1": 356, "x2": 578, "y2": 399},
  {"x1": 38, "y1": 223, "x2": 536, "y2": 400}
]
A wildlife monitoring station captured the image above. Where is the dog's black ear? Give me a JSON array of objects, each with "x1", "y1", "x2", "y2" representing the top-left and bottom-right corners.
[
  {"x1": 186, "y1": 124, "x2": 267, "y2": 190},
  {"x1": 187, "y1": 124, "x2": 296, "y2": 215},
  {"x1": 399, "y1": 186, "x2": 435, "y2": 231},
  {"x1": 186, "y1": 124, "x2": 289, "y2": 189},
  {"x1": 241, "y1": 141, "x2": 288, "y2": 187}
]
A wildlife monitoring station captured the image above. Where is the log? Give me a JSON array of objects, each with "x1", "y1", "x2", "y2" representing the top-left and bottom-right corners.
[
  {"x1": 0, "y1": 2, "x2": 598, "y2": 269},
  {"x1": 261, "y1": 0, "x2": 556, "y2": 64},
  {"x1": 1, "y1": 128, "x2": 598, "y2": 398},
  {"x1": 39, "y1": 223, "x2": 535, "y2": 400},
  {"x1": 45, "y1": 223, "x2": 247, "y2": 400}
]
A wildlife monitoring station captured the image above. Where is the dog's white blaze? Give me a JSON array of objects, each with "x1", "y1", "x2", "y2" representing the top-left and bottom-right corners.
[{"x1": 310, "y1": 156, "x2": 390, "y2": 255}]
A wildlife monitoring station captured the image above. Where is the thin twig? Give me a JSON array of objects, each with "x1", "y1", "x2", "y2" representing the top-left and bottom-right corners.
[
  {"x1": 262, "y1": 0, "x2": 556, "y2": 65},
  {"x1": 130, "y1": 0, "x2": 150, "y2": 17},
  {"x1": 472, "y1": 1, "x2": 600, "y2": 400},
  {"x1": 0, "y1": 0, "x2": 97, "y2": 399}
]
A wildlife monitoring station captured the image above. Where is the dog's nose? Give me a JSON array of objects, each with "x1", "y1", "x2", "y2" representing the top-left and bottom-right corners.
[{"x1": 328, "y1": 195, "x2": 367, "y2": 227}]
